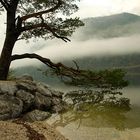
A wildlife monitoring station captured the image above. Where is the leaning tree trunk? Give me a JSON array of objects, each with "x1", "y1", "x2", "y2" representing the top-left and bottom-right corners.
[
  {"x1": 0, "y1": 11, "x2": 19, "y2": 80},
  {"x1": 0, "y1": 34, "x2": 17, "y2": 80}
]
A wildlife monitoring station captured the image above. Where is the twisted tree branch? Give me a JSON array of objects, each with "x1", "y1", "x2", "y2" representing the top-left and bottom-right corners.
[
  {"x1": 22, "y1": 23, "x2": 70, "y2": 42},
  {"x1": 11, "y1": 53, "x2": 79, "y2": 73},
  {"x1": 11, "y1": 53, "x2": 101, "y2": 83},
  {"x1": 21, "y1": 0, "x2": 62, "y2": 21}
]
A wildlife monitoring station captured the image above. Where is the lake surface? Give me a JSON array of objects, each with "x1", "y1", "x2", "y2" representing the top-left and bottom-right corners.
[{"x1": 47, "y1": 87, "x2": 140, "y2": 140}]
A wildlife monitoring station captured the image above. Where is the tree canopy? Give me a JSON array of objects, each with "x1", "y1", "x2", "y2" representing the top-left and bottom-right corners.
[
  {"x1": 0, "y1": 0, "x2": 84, "y2": 80},
  {"x1": 0, "y1": 0, "x2": 83, "y2": 41}
]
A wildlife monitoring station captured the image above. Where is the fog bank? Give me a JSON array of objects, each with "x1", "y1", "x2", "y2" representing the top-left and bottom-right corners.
[{"x1": 11, "y1": 35, "x2": 140, "y2": 68}]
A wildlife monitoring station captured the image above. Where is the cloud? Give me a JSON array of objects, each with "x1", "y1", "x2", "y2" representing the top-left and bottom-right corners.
[
  {"x1": 35, "y1": 35, "x2": 140, "y2": 59},
  {"x1": 11, "y1": 35, "x2": 140, "y2": 68},
  {"x1": 1, "y1": 0, "x2": 140, "y2": 68}
]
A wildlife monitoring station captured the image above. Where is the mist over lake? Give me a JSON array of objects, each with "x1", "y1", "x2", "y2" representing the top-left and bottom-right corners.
[
  {"x1": 3, "y1": 12, "x2": 140, "y2": 140},
  {"x1": 11, "y1": 13, "x2": 140, "y2": 68}
]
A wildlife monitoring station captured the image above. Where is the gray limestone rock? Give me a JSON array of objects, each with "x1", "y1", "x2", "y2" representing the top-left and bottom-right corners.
[
  {"x1": 51, "y1": 104, "x2": 65, "y2": 113},
  {"x1": 16, "y1": 90, "x2": 35, "y2": 112},
  {"x1": 23, "y1": 109, "x2": 51, "y2": 122},
  {"x1": 0, "y1": 94, "x2": 23, "y2": 120},
  {"x1": 36, "y1": 82, "x2": 52, "y2": 97},
  {"x1": 52, "y1": 97, "x2": 62, "y2": 105},
  {"x1": 35, "y1": 92, "x2": 52, "y2": 110},
  {"x1": 16, "y1": 80, "x2": 37, "y2": 92},
  {"x1": 16, "y1": 74, "x2": 33, "y2": 81},
  {"x1": 51, "y1": 89, "x2": 63, "y2": 98},
  {"x1": 0, "y1": 81, "x2": 17, "y2": 96},
  {"x1": 0, "y1": 75, "x2": 65, "y2": 121}
]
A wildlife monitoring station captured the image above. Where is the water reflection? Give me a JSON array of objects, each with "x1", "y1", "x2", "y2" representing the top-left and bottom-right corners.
[
  {"x1": 51, "y1": 106, "x2": 128, "y2": 130},
  {"x1": 46, "y1": 88, "x2": 140, "y2": 140}
]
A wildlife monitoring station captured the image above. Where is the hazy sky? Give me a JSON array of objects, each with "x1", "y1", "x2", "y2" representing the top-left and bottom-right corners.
[
  {"x1": 75, "y1": 0, "x2": 140, "y2": 18},
  {"x1": 1, "y1": 0, "x2": 140, "y2": 68}
]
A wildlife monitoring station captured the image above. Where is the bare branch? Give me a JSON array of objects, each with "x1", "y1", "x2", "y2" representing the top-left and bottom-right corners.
[
  {"x1": 73, "y1": 60, "x2": 79, "y2": 71},
  {"x1": 11, "y1": 53, "x2": 101, "y2": 82},
  {"x1": 22, "y1": 23, "x2": 70, "y2": 42},
  {"x1": 11, "y1": 53, "x2": 78, "y2": 72},
  {"x1": 21, "y1": 0, "x2": 62, "y2": 21}
]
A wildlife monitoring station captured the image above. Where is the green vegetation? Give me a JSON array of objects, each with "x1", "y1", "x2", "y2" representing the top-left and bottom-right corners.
[
  {"x1": 62, "y1": 69, "x2": 128, "y2": 88},
  {"x1": 63, "y1": 53, "x2": 140, "y2": 86},
  {"x1": 63, "y1": 69, "x2": 130, "y2": 111}
]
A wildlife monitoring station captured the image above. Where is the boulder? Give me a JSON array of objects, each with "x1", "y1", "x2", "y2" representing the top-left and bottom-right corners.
[
  {"x1": 36, "y1": 82, "x2": 52, "y2": 97},
  {"x1": 52, "y1": 97, "x2": 62, "y2": 105},
  {"x1": 51, "y1": 104, "x2": 65, "y2": 113},
  {"x1": 16, "y1": 80, "x2": 37, "y2": 92},
  {"x1": 35, "y1": 92, "x2": 52, "y2": 110},
  {"x1": 0, "y1": 75, "x2": 66, "y2": 121},
  {"x1": 16, "y1": 90, "x2": 35, "y2": 112},
  {"x1": 23, "y1": 109, "x2": 51, "y2": 122},
  {"x1": 0, "y1": 94, "x2": 23, "y2": 120},
  {"x1": 16, "y1": 74, "x2": 33, "y2": 81},
  {"x1": 50, "y1": 89, "x2": 63, "y2": 98},
  {"x1": 0, "y1": 81, "x2": 17, "y2": 96}
]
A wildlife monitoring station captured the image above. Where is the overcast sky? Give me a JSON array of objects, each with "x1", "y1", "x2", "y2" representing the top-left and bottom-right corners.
[{"x1": 75, "y1": 0, "x2": 140, "y2": 18}]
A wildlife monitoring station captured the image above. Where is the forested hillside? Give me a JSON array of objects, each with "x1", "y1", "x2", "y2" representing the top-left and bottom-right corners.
[{"x1": 74, "y1": 13, "x2": 140, "y2": 40}]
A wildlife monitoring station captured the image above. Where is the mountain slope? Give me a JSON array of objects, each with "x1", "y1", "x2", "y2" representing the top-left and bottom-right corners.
[{"x1": 73, "y1": 13, "x2": 140, "y2": 40}]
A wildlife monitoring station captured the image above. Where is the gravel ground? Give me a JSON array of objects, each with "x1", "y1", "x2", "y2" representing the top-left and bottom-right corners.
[{"x1": 0, "y1": 120, "x2": 67, "y2": 140}]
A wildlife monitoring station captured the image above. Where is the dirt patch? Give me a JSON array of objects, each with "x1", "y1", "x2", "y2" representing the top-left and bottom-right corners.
[
  {"x1": 0, "y1": 120, "x2": 67, "y2": 140},
  {"x1": 13, "y1": 120, "x2": 46, "y2": 140}
]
